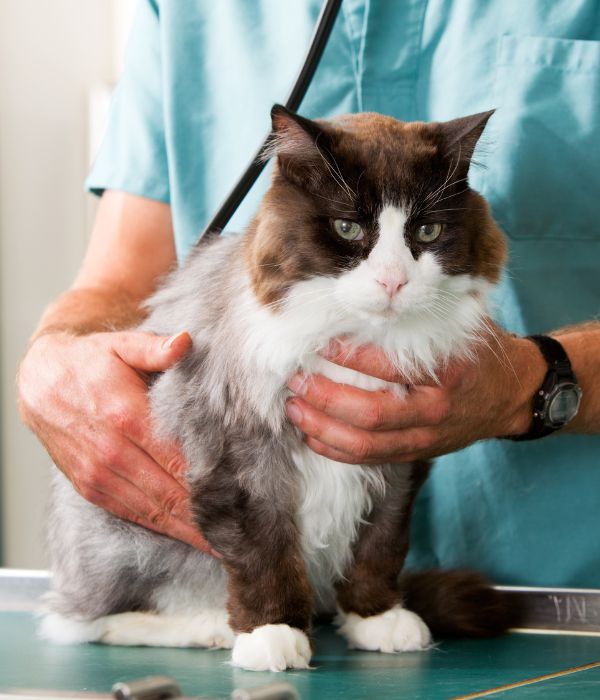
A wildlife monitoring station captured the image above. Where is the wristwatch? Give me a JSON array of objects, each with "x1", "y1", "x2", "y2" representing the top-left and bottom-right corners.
[{"x1": 509, "y1": 334, "x2": 583, "y2": 441}]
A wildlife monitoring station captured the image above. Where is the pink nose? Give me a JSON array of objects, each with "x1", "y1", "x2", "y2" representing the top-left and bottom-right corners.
[{"x1": 376, "y1": 276, "x2": 405, "y2": 299}]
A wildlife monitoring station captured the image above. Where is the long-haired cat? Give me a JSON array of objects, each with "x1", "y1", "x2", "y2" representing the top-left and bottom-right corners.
[{"x1": 42, "y1": 105, "x2": 512, "y2": 671}]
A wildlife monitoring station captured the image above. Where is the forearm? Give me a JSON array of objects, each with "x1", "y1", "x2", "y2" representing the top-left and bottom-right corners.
[
  {"x1": 505, "y1": 322, "x2": 600, "y2": 437},
  {"x1": 31, "y1": 286, "x2": 146, "y2": 342},
  {"x1": 554, "y1": 323, "x2": 600, "y2": 434},
  {"x1": 30, "y1": 191, "x2": 176, "y2": 343}
]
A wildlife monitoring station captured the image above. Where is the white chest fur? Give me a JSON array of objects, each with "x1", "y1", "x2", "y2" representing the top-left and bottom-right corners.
[
  {"x1": 236, "y1": 273, "x2": 488, "y2": 610},
  {"x1": 292, "y1": 445, "x2": 384, "y2": 612},
  {"x1": 292, "y1": 356, "x2": 388, "y2": 612}
]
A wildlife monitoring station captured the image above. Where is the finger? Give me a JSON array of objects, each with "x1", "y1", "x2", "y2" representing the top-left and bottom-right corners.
[
  {"x1": 321, "y1": 340, "x2": 399, "y2": 382},
  {"x1": 303, "y1": 436, "x2": 371, "y2": 465},
  {"x1": 286, "y1": 398, "x2": 433, "y2": 462},
  {"x1": 289, "y1": 373, "x2": 447, "y2": 431},
  {"x1": 304, "y1": 436, "x2": 420, "y2": 465},
  {"x1": 144, "y1": 439, "x2": 190, "y2": 488},
  {"x1": 132, "y1": 423, "x2": 190, "y2": 489},
  {"x1": 105, "y1": 393, "x2": 191, "y2": 490},
  {"x1": 107, "y1": 435, "x2": 192, "y2": 518},
  {"x1": 288, "y1": 374, "x2": 428, "y2": 430},
  {"x1": 87, "y1": 473, "x2": 215, "y2": 555},
  {"x1": 111, "y1": 330, "x2": 192, "y2": 373}
]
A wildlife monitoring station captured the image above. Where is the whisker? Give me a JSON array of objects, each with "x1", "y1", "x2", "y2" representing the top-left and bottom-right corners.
[
  {"x1": 312, "y1": 191, "x2": 355, "y2": 209},
  {"x1": 421, "y1": 159, "x2": 460, "y2": 207},
  {"x1": 314, "y1": 134, "x2": 356, "y2": 201}
]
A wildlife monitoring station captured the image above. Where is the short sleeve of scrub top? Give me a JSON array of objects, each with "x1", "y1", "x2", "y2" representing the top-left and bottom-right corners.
[
  {"x1": 85, "y1": 0, "x2": 357, "y2": 259},
  {"x1": 86, "y1": 0, "x2": 170, "y2": 204}
]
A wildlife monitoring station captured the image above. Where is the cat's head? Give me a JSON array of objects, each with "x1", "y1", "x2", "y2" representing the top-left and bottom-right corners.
[{"x1": 244, "y1": 105, "x2": 505, "y2": 337}]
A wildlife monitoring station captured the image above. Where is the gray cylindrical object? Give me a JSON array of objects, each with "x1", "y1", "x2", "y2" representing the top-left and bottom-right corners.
[
  {"x1": 112, "y1": 676, "x2": 182, "y2": 700},
  {"x1": 230, "y1": 683, "x2": 300, "y2": 700}
]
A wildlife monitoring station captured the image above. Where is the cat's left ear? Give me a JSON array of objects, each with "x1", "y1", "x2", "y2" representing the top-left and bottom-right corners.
[
  {"x1": 264, "y1": 104, "x2": 331, "y2": 190},
  {"x1": 439, "y1": 109, "x2": 495, "y2": 169}
]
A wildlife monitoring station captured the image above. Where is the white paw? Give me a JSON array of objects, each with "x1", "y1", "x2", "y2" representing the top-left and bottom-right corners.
[
  {"x1": 337, "y1": 605, "x2": 431, "y2": 653},
  {"x1": 231, "y1": 624, "x2": 312, "y2": 672}
]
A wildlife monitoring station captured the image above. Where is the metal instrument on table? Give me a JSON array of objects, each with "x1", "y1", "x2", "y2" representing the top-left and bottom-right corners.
[{"x1": 0, "y1": 675, "x2": 300, "y2": 700}]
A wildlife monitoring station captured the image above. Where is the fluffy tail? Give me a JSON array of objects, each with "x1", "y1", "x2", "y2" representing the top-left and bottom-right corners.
[{"x1": 400, "y1": 570, "x2": 521, "y2": 638}]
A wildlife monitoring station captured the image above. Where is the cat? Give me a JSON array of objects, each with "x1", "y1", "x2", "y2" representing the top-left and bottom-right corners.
[{"x1": 41, "y1": 105, "x2": 512, "y2": 672}]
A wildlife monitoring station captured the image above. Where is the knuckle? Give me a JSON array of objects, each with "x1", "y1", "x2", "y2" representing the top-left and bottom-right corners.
[
  {"x1": 361, "y1": 399, "x2": 385, "y2": 430},
  {"x1": 101, "y1": 442, "x2": 122, "y2": 467},
  {"x1": 350, "y1": 434, "x2": 374, "y2": 461},
  {"x1": 305, "y1": 412, "x2": 323, "y2": 439},
  {"x1": 147, "y1": 507, "x2": 169, "y2": 530},
  {"x1": 308, "y1": 377, "x2": 332, "y2": 412},
  {"x1": 319, "y1": 387, "x2": 334, "y2": 414},
  {"x1": 161, "y1": 490, "x2": 183, "y2": 518},
  {"x1": 165, "y1": 454, "x2": 187, "y2": 478},
  {"x1": 76, "y1": 467, "x2": 105, "y2": 502},
  {"x1": 106, "y1": 403, "x2": 139, "y2": 436},
  {"x1": 82, "y1": 463, "x2": 106, "y2": 492}
]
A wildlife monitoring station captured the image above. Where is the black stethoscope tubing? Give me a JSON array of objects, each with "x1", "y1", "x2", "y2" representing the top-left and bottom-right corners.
[{"x1": 199, "y1": 0, "x2": 343, "y2": 242}]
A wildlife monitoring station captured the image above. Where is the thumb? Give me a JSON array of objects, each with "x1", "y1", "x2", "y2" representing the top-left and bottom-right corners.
[{"x1": 112, "y1": 330, "x2": 192, "y2": 373}]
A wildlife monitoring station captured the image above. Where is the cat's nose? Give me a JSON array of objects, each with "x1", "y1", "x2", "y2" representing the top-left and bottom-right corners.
[{"x1": 376, "y1": 275, "x2": 405, "y2": 299}]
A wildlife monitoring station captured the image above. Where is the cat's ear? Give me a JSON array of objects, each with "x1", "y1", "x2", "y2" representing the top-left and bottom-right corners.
[
  {"x1": 264, "y1": 104, "x2": 330, "y2": 189},
  {"x1": 439, "y1": 109, "x2": 495, "y2": 170}
]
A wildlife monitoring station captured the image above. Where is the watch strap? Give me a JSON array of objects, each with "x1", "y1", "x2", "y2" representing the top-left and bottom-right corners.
[
  {"x1": 508, "y1": 334, "x2": 578, "y2": 442},
  {"x1": 527, "y1": 334, "x2": 573, "y2": 380}
]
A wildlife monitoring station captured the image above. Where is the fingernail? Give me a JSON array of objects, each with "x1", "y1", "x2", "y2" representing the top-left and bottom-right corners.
[
  {"x1": 210, "y1": 548, "x2": 224, "y2": 560},
  {"x1": 287, "y1": 373, "x2": 306, "y2": 395},
  {"x1": 163, "y1": 331, "x2": 188, "y2": 350},
  {"x1": 286, "y1": 400, "x2": 303, "y2": 425}
]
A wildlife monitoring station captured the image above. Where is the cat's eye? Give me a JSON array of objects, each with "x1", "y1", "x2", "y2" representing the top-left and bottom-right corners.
[
  {"x1": 416, "y1": 223, "x2": 444, "y2": 243},
  {"x1": 333, "y1": 219, "x2": 364, "y2": 241}
]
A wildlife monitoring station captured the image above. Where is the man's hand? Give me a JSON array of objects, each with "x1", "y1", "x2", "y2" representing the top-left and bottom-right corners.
[
  {"x1": 286, "y1": 329, "x2": 547, "y2": 464},
  {"x1": 17, "y1": 329, "x2": 216, "y2": 555}
]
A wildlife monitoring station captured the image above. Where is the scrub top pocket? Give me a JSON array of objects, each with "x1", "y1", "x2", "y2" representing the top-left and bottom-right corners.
[{"x1": 482, "y1": 35, "x2": 600, "y2": 241}]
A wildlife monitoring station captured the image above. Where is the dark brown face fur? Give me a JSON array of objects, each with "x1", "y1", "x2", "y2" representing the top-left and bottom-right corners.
[{"x1": 244, "y1": 107, "x2": 506, "y2": 306}]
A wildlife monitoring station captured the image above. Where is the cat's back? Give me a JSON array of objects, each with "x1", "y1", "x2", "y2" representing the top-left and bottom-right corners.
[{"x1": 142, "y1": 233, "x2": 245, "y2": 338}]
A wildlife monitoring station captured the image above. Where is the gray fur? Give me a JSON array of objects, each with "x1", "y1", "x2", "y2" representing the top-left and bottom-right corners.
[{"x1": 46, "y1": 234, "x2": 355, "y2": 621}]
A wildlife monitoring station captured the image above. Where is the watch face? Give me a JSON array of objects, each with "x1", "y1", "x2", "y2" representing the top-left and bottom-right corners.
[{"x1": 547, "y1": 383, "x2": 582, "y2": 426}]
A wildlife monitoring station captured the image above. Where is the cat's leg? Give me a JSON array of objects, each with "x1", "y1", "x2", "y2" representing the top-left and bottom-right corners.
[
  {"x1": 44, "y1": 474, "x2": 234, "y2": 649},
  {"x1": 335, "y1": 461, "x2": 432, "y2": 653},
  {"x1": 39, "y1": 609, "x2": 234, "y2": 648},
  {"x1": 192, "y1": 445, "x2": 313, "y2": 672}
]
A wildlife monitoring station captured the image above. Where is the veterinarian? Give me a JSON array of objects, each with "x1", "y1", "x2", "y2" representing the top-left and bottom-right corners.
[{"x1": 18, "y1": 1, "x2": 600, "y2": 586}]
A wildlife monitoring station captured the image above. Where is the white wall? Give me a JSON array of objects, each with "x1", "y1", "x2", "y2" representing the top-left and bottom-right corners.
[{"x1": 0, "y1": 0, "x2": 136, "y2": 567}]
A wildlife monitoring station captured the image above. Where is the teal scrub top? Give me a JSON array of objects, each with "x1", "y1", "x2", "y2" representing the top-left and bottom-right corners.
[{"x1": 87, "y1": 0, "x2": 600, "y2": 588}]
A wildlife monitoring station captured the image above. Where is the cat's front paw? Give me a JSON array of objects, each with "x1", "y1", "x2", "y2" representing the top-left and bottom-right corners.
[
  {"x1": 231, "y1": 624, "x2": 312, "y2": 672},
  {"x1": 337, "y1": 605, "x2": 431, "y2": 653}
]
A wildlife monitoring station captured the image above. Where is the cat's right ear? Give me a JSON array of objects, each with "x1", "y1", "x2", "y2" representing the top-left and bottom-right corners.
[
  {"x1": 263, "y1": 104, "x2": 329, "y2": 190},
  {"x1": 439, "y1": 110, "x2": 495, "y2": 173}
]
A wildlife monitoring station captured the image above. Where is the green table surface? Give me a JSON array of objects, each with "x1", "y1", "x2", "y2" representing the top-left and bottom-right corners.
[{"x1": 2, "y1": 612, "x2": 600, "y2": 699}]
